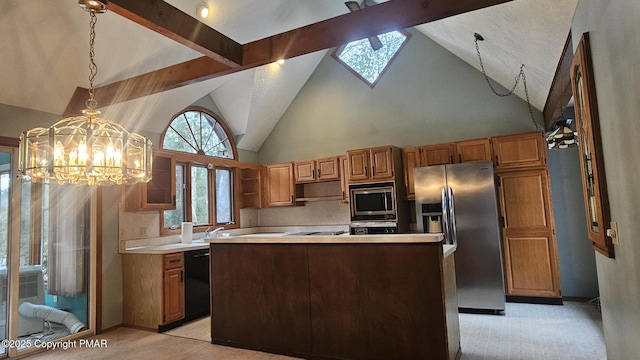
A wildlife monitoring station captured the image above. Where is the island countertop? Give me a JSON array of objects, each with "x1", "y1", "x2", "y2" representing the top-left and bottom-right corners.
[{"x1": 205, "y1": 232, "x2": 444, "y2": 244}]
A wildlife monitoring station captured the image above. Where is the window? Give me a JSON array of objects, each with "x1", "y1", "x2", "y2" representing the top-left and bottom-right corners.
[
  {"x1": 163, "y1": 109, "x2": 234, "y2": 158},
  {"x1": 333, "y1": 30, "x2": 410, "y2": 87},
  {"x1": 160, "y1": 108, "x2": 237, "y2": 231}
]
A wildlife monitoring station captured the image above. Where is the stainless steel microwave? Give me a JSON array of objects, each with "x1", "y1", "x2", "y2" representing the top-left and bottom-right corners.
[{"x1": 349, "y1": 182, "x2": 397, "y2": 221}]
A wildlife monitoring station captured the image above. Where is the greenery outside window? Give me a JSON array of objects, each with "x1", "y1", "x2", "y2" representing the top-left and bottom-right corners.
[
  {"x1": 332, "y1": 30, "x2": 410, "y2": 87},
  {"x1": 161, "y1": 108, "x2": 237, "y2": 232}
]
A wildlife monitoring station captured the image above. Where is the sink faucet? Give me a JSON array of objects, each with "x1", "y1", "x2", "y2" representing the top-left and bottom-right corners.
[{"x1": 205, "y1": 226, "x2": 225, "y2": 238}]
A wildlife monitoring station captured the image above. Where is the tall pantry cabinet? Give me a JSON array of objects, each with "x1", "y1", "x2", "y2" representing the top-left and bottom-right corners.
[{"x1": 493, "y1": 132, "x2": 561, "y2": 299}]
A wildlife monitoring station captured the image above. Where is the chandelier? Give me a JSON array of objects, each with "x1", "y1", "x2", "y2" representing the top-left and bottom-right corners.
[
  {"x1": 547, "y1": 119, "x2": 578, "y2": 149},
  {"x1": 19, "y1": 0, "x2": 153, "y2": 186}
]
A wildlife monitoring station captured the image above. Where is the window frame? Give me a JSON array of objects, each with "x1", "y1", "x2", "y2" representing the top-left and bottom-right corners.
[
  {"x1": 331, "y1": 30, "x2": 411, "y2": 88},
  {"x1": 159, "y1": 107, "x2": 240, "y2": 235}
]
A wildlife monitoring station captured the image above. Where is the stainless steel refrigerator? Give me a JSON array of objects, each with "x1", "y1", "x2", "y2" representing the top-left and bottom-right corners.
[{"x1": 414, "y1": 161, "x2": 505, "y2": 312}]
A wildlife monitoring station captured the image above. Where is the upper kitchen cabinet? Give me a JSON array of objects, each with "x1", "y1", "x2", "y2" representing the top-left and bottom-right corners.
[
  {"x1": 122, "y1": 151, "x2": 176, "y2": 211},
  {"x1": 339, "y1": 155, "x2": 349, "y2": 203},
  {"x1": 294, "y1": 157, "x2": 340, "y2": 183},
  {"x1": 422, "y1": 143, "x2": 456, "y2": 166},
  {"x1": 347, "y1": 145, "x2": 399, "y2": 183},
  {"x1": 401, "y1": 147, "x2": 421, "y2": 200},
  {"x1": 492, "y1": 132, "x2": 547, "y2": 170},
  {"x1": 239, "y1": 166, "x2": 262, "y2": 209},
  {"x1": 455, "y1": 138, "x2": 493, "y2": 164},
  {"x1": 265, "y1": 162, "x2": 296, "y2": 207}
]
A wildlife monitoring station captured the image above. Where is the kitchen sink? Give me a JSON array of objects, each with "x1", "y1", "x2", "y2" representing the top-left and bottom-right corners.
[{"x1": 287, "y1": 231, "x2": 346, "y2": 236}]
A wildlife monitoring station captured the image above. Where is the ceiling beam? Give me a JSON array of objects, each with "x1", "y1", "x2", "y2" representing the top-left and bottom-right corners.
[
  {"x1": 63, "y1": 57, "x2": 235, "y2": 116},
  {"x1": 244, "y1": 0, "x2": 513, "y2": 66},
  {"x1": 65, "y1": 0, "x2": 513, "y2": 115},
  {"x1": 543, "y1": 30, "x2": 574, "y2": 131},
  {"x1": 107, "y1": 0, "x2": 243, "y2": 68}
]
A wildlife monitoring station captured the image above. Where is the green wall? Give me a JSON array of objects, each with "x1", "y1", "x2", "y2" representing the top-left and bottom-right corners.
[{"x1": 258, "y1": 29, "x2": 541, "y2": 164}]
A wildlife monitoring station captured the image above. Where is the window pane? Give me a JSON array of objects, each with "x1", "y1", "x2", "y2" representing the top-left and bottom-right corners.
[
  {"x1": 337, "y1": 30, "x2": 408, "y2": 85},
  {"x1": 164, "y1": 164, "x2": 185, "y2": 229},
  {"x1": 216, "y1": 168, "x2": 232, "y2": 224},
  {"x1": 191, "y1": 166, "x2": 210, "y2": 226}
]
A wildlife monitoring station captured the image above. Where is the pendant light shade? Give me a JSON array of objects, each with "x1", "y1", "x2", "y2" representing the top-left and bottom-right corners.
[
  {"x1": 20, "y1": 109, "x2": 152, "y2": 185},
  {"x1": 547, "y1": 119, "x2": 578, "y2": 150},
  {"x1": 19, "y1": 0, "x2": 153, "y2": 186}
]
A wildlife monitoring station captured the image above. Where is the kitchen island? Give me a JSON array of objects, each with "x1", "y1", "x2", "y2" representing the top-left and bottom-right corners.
[{"x1": 207, "y1": 233, "x2": 460, "y2": 360}]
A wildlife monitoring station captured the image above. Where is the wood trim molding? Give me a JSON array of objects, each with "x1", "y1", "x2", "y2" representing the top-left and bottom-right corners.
[
  {"x1": 0, "y1": 136, "x2": 19, "y2": 147},
  {"x1": 543, "y1": 30, "x2": 573, "y2": 131},
  {"x1": 65, "y1": 0, "x2": 513, "y2": 115}
]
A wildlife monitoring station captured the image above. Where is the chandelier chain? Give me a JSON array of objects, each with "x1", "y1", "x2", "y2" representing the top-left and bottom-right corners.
[
  {"x1": 474, "y1": 35, "x2": 541, "y2": 131},
  {"x1": 87, "y1": 11, "x2": 98, "y2": 109}
]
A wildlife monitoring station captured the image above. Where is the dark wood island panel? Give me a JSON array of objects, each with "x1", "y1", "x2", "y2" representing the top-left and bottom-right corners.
[{"x1": 210, "y1": 240, "x2": 460, "y2": 360}]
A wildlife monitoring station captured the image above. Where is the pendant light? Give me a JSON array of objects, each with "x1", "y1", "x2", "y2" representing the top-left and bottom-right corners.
[{"x1": 19, "y1": 1, "x2": 153, "y2": 186}]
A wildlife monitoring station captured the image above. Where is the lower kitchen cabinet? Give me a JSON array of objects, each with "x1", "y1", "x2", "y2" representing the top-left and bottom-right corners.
[
  {"x1": 497, "y1": 169, "x2": 561, "y2": 298},
  {"x1": 122, "y1": 252, "x2": 185, "y2": 330}
]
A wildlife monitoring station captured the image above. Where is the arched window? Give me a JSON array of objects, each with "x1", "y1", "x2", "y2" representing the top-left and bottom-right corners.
[
  {"x1": 159, "y1": 108, "x2": 237, "y2": 232},
  {"x1": 162, "y1": 108, "x2": 235, "y2": 159}
]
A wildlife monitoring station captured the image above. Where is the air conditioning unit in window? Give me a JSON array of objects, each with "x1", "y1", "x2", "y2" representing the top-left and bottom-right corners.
[{"x1": 0, "y1": 265, "x2": 45, "y2": 338}]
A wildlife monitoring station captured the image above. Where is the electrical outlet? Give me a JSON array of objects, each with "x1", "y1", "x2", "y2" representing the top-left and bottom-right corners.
[
  {"x1": 606, "y1": 221, "x2": 620, "y2": 246},
  {"x1": 53, "y1": 295, "x2": 58, "y2": 303},
  {"x1": 138, "y1": 227, "x2": 148, "y2": 237}
]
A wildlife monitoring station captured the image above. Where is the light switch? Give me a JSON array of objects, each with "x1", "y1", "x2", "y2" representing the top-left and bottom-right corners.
[{"x1": 606, "y1": 221, "x2": 620, "y2": 246}]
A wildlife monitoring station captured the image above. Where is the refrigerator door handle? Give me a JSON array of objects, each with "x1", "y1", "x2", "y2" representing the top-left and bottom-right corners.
[
  {"x1": 448, "y1": 187, "x2": 458, "y2": 245},
  {"x1": 441, "y1": 187, "x2": 450, "y2": 243}
]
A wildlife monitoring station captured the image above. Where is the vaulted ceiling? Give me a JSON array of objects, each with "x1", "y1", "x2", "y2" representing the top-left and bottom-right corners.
[{"x1": 0, "y1": 0, "x2": 576, "y2": 152}]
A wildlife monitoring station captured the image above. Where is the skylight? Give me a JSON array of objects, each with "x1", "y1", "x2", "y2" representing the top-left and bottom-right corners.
[{"x1": 334, "y1": 30, "x2": 410, "y2": 87}]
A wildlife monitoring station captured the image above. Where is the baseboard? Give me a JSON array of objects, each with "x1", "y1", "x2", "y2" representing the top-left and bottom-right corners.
[{"x1": 506, "y1": 295, "x2": 563, "y2": 305}]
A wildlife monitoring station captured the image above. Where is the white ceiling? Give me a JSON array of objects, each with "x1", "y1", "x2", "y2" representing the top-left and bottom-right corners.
[{"x1": 0, "y1": 0, "x2": 577, "y2": 151}]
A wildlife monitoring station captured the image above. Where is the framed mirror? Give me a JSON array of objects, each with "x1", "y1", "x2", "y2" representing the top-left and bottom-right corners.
[{"x1": 570, "y1": 33, "x2": 614, "y2": 258}]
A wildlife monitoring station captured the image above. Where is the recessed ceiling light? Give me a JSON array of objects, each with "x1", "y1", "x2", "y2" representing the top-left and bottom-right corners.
[{"x1": 196, "y1": 3, "x2": 209, "y2": 19}]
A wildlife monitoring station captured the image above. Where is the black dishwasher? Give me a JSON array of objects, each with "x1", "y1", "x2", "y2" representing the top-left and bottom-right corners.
[{"x1": 184, "y1": 249, "x2": 210, "y2": 322}]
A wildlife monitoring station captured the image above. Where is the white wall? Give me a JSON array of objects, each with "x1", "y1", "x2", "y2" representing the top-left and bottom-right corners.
[{"x1": 572, "y1": 0, "x2": 640, "y2": 358}]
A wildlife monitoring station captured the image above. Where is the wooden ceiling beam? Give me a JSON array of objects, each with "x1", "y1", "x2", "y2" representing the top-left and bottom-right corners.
[
  {"x1": 244, "y1": 0, "x2": 513, "y2": 66},
  {"x1": 107, "y1": 0, "x2": 243, "y2": 68},
  {"x1": 65, "y1": 0, "x2": 513, "y2": 115},
  {"x1": 543, "y1": 31, "x2": 574, "y2": 131}
]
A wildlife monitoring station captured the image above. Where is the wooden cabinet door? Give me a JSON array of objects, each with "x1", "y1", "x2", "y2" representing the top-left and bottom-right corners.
[
  {"x1": 294, "y1": 160, "x2": 316, "y2": 183},
  {"x1": 497, "y1": 169, "x2": 561, "y2": 297},
  {"x1": 163, "y1": 267, "x2": 185, "y2": 324},
  {"x1": 123, "y1": 152, "x2": 176, "y2": 211},
  {"x1": 455, "y1": 138, "x2": 492, "y2": 163},
  {"x1": 402, "y1": 147, "x2": 421, "y2": 200},
  {"x1": 339, "y1": 156, "x2": 349, "y2": 203},
  {"x1": 369, "y1": 146, "x2": 393, "y2": 180},
  {"x1": 493, "y1": 132, "x2": 547, "y2": 170},
  {"x1": 316, "y1": 157, "x2": 340, "y2": 181},
  {"x1": 421, "y1": 143, "x2": 455, "y2": 166},
  {"x1": 266, "y1": 163, "x2": 295, "y2": 206},
  {"x1": 347, "y1": 149, "x2": 369, "y2": 182}
]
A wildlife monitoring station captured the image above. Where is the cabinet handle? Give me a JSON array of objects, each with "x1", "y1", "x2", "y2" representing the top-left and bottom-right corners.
[
  {"x1": 458, "y1": 154, "x2": 462, "y2": 163},
  {"x1": 495, "y1": 155, "x2": 499, "y2": 166},
  {"x1": 169, "y1": 259, "x2": 181, "y2": 263},
  {"x1": 372, "y1": 166, "x2": 375, "y2": 177},
  {"x1": 450, "y1": 155, "x2": 454, "y2": 164},
  {"x1": 312, "y1": 169, "x2": 315, "y2": 179},
  {"x1": 318, "y1": 169, "x2": 321, "y2": 178},
  {"x1": 181, "y1": 270, "x2": 184, "y2": 283},
  {"x1": 173, "y1": 195, "x2": 176, "y2": 206},
  {"x1": 342, "y1": 191, "x2": 345, "y2": 200},
  {"x1": 364, "y1": 166, "x2": 368, "y2": 177}
]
